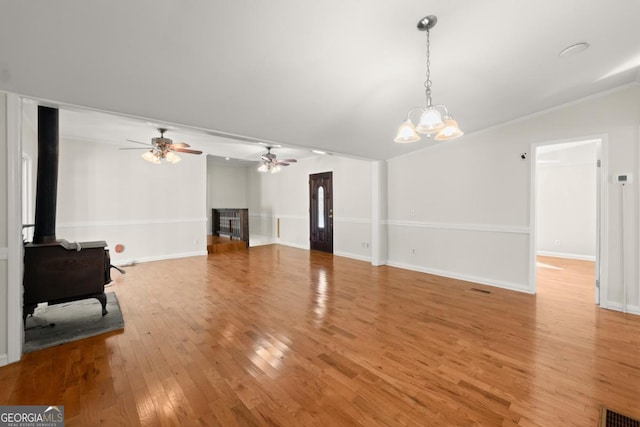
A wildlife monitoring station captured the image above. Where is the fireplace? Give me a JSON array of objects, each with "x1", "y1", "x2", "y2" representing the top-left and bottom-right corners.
[{"x1": 23, "y1": 106, "x2": 113, "y2": 322}]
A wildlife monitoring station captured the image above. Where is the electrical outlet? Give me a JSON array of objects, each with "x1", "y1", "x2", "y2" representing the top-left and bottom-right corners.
[
  {"x1": 554, "y1": 240, "x2": 560, "y2": 246},
  {"x1": 411, "y1": 248, "x2": 416, "y2": 254},
  {"x1": 409, "y1": 209, "x2": 416, "y2": 217}
]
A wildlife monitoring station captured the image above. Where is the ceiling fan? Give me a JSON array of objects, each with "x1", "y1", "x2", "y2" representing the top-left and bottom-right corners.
[
  {"x1": 123, "y1": 128, "x2": 203, "y2": 164},
  {"x1": 258, "y1": 147, "x2": 297, "y2": 173}
]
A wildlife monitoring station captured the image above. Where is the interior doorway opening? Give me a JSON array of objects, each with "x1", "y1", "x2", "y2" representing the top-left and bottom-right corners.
[{"x1": 531, "y1": 138, "x2": 605, "y2": 305}]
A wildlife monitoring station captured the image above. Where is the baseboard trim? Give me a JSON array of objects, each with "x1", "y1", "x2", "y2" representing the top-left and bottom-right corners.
[
  {"x1": 114, "y1": 251, "x2": 207, "y2": 267},
  {"x1": 0, "y1": 354, "x2": 8, "y2": 367},
  {"x1": 537, "y1": 251, "x2": 596, "y2": 261},
  {"x1": 248, "y1": 235, "x2": 276, "y2": 247},
  {"x1": 605, "y1": 302, "x2": 640, "y2": 316},
  {"x1": 334, "y1": 251, "x2": 371, "y2": 262},
  {"x1": 276, "y1": 241, "x2": 309, "y2": 250},
  {"x1": 386, "y1": 260, "x2": 533, "y2": 294}
]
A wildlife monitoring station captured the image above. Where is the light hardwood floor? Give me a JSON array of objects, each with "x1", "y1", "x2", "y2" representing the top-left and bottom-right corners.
[{"x1": 2, "y1": 248, "x2": 639, "y2": 426}]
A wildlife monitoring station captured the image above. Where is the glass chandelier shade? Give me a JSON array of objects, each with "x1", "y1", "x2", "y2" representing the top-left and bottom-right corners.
[
  {"x1": 393, "y1": 120, "x2": 420, "y2": 143},
  {"x1": 394, "y1": 15, "x2": 463, "y2": 144},
  {"x1": 434, "y1": 118, "x2": 464, "y2": 141},
  {"x1": 416, "y1": 108, "x2": 444, "y2": 134}
]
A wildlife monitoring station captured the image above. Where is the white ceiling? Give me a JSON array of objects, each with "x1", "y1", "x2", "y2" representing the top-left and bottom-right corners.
[
  {"x1": 21, "y1": 102, "x2": 317, "y2": 166},
  {"x1": 2, "y1": 1, "x2": 640, "y2": 160}
]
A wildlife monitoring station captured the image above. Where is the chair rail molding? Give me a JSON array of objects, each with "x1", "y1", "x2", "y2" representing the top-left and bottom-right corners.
[{"x1": 386, "y1": 220, "x2": 530, "y2": 235}]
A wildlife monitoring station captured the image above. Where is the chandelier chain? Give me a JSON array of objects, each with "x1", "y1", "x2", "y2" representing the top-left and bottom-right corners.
[{"x1": 424, "y1": 28, "x2": 432, "y2": 103}]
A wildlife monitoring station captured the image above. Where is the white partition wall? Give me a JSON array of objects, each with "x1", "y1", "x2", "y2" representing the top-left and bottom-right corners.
[
  {"x1": 0, "y1": 93, "x2": 8, "y2": 365},
  {"x1": 0, "y1": 92, "x2": 22, "y2": 365},
  {"x1": 247, "y1": 154, "x2": 374, "y2": 261},
  {"x1": 55, "y1": 137, "x2": 208, "y2": 265},
  {"x1": 387, "y1": 84, "x2": 640, "y2": 311},
  {"x1": 371, "y1": 160, "x2": 387, "y2": 266}
]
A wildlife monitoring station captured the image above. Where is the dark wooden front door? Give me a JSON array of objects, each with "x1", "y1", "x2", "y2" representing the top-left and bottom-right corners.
[{"x1": 309, "y1": 172, "x2": 333, "y2": 253}]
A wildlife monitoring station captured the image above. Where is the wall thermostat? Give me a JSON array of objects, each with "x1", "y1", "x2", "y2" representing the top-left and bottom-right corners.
[{"x1": 615, "y1": 174, "x2": 632, "y2": 184}]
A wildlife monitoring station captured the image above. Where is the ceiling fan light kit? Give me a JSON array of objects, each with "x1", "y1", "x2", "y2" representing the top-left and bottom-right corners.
[
  {"x1": 258, "y1": 163, "x2": 281, "y2": 174},
  {"x1": 257, "y1": 147, "x2": 297, "y2": 174},
  {"x1": 142, "y1": 149, "x2": 161, "y2": 164},
  {"x1": 127, "y1": 128, "x2": 202, "y2": 164},
  {"x1": 165, "y1": 151, "x2": 182, "y2": 164},
  {"x1": 394, "y1": 15, "x2": 463, "y2": 144}
]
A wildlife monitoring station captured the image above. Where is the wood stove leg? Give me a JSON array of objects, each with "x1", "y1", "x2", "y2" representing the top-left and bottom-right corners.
[
  {"x1": 94, "y1": 293, "x2": 108, "y2": 316},
  {"x1": 23, "y1": 303, "x2": 37, "y2": 325}
]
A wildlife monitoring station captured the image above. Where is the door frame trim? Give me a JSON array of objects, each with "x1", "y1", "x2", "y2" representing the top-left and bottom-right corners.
[{"x1": 7, "y1": 92, "x2": 23, "y2": 364}]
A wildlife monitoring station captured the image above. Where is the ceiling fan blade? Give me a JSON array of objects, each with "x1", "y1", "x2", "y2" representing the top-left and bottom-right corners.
[
  {"x1": 171, "y1": 147, "x2": 203, "y2": 155},
  {"x1": 170, "y1": 142, "x2": 190, "y2": 148},
  {"x1": 261, "y1": 155, "x2": 271, "y2": 162},
  {"x1": 275, "y1": 161, "x2": 290, "y2": 166},
  {"x1": 126, "y1": 139, "x2": 151, "y2": 146},
  {"x1": 280, "y1": 159, "x2": 297, "y2": 163}
]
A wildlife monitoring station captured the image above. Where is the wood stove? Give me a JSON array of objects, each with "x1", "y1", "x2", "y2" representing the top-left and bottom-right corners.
[{"x1": 23, "y1": 106, "x2": 113, "y2": 322}]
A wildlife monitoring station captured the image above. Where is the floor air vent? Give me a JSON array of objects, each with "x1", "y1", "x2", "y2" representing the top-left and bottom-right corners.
[
  {"x1": 599, "y1": 406, "x2": 640, "y2": 427},
  {"x1": 469, "y1": 288, "x2": 491, "y2": 294}
]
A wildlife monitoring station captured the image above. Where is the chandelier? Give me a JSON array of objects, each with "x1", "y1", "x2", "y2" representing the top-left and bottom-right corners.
[{"x1": 394, "y1": 15, "x2": 463, "y2": 143}]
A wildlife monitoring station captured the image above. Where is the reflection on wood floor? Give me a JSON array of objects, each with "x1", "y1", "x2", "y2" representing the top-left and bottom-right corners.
[
  {"x1": 207, "y1": 234, "x2": 247, "y2": 254},
  {"x1": 1, "y1": 247, "x2": 639, "y2": 426}
]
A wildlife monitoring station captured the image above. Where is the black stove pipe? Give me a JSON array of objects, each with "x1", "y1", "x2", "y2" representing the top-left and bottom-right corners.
[{"x1": 33, "y1": 106, "x2": 59, "y2": 244}]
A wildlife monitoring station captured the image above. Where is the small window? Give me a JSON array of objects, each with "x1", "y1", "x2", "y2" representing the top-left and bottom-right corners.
[{"x1": 317, "y1": 186, "x2": 325, "y2": 229}]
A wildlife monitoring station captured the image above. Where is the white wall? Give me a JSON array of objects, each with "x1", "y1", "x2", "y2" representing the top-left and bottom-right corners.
[
  {"x1": 55, "y1": 137, "x2": 208, "y2": 265},
  {"x1": 387, "y1": 84, "x2": 640, "y2": 311},
  {"x1": 536, "y1": 142, "x2": 597, "y2": 259},
  {"x1": 247, "y1": 155, "x2": 373, "y2": 261},
  {"x1": 206, "y1": 158, "x2": 247, "y2": 235},
  {"x1": 0, "y1": 92, "x2": 8, "y2": 363}
]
